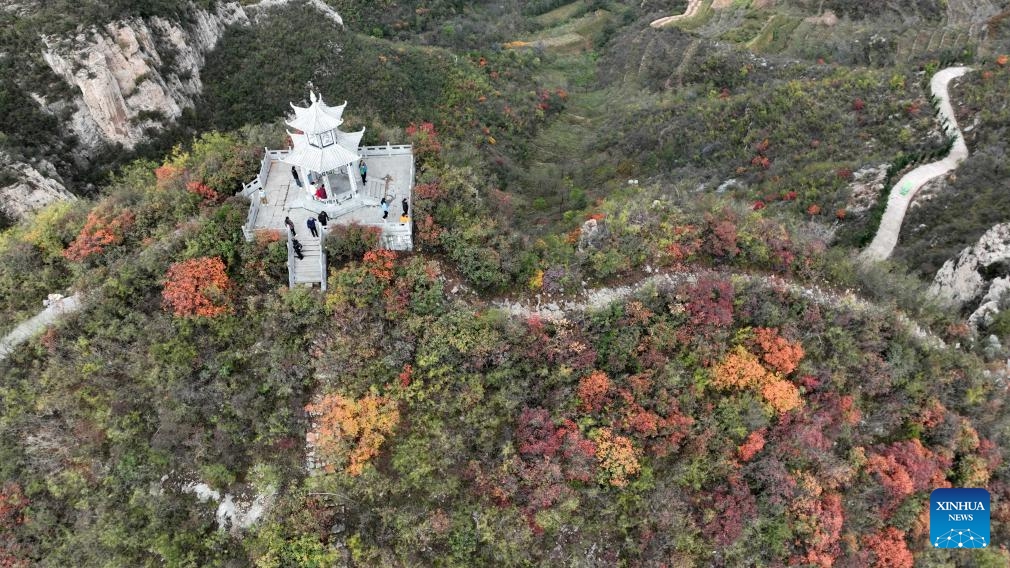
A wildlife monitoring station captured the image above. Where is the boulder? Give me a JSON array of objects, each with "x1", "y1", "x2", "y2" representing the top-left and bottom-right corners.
[
  {"x1": 578, "y1": 218, "x2": 608, "y2": 252},
  {"x1": 930, "y1": 223, "x2": 1010, "y2": 313}
]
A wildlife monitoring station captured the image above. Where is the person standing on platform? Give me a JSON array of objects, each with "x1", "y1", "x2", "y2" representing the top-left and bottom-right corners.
[
  {"x1": 401, "y1": 197, "x2": 409, "y2": 217},
  {"x1": 380, "y1": 197, "x2": 389, "y2": 220},
  {"x1": 318, "y1": 210, "x2": 329, "y2": 228},
  {"x1": 291, "y1": 166, "x2": 302, "y2": 188},
  {"x1": 359, "y1": 160, "x2": 368, "y2": 185},
  {"x1": 284, "y1": 216, "x2": 296, "y2": 235},
  {"x1": 307, "y1": 217, "x2": 319, "y2": 238},
  {"x1": 258, "y1": 186, "x2": 267, "y2": 204}
]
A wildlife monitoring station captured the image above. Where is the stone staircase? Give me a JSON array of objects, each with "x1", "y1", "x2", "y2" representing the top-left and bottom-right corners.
[{"x1": 291, "y1": 233, "x2": 326, "y2": 288}]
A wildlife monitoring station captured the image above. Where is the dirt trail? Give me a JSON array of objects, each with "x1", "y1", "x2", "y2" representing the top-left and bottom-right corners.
[
  {"x1": 0, "y1": 294, "x2": 82, "y2": 360},
  {"x1": 650, "y1": 0, "x2": 704, "y2": 28},
  {"x1": 494, "y1": 270, "x2": 943, "y2": 349},
  {"x1": 861, "y1": 66, "x2": 972, "y2": 262}
]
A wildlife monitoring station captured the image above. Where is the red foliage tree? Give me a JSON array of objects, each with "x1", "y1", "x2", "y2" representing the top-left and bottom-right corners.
[
  {"x1": 363, "y1": 250, "x2": 396, "y2": 281},
  {"x1": 0, "y1": 482, "x2": 29, "y2": 568},
  {"x1": 416, "y1": 214, "x2": 444, "y2": 246},
  {"x1": 516, "y1": 409, "x2": 596, "y2": 482},
  {"x1": 414, "y1": 181, "x2": 447, "y2": 200},
  {"x1": 162, "y1": 256, "x2": 233, "y2": 317},
  {"x1": 62, "y1": 209, "x2": 136, "y2": 261},
  {"x1": 862, "y1": 527, "x2": 913, "y2": 568},
  {"x1": 702, "y1": 475, "x2": 758, "y2": 546},
  {"x1": 684, "y1": 277, "x2": 734, "y2": 329},
  {"x1": 789, "y1": 473, "x2": 844, "y2": 567},
  {"x1": 186, "y1": 180, "x2": 220, "y2": 203},
  {"x1": 738, "y1": 429, "x2": 766, "y2": 462},
  {"x1": 406, "y1": 122, "x2": 442, "y2": 166},
  {"x1": 705, "y1": 211, "x2": 740, "y2": 258},
  {"x1": 665, "y1": 225, "x2": 703, "y2": 263},
  {"x1": 867, "y1": 439, "x2": 951, "y2": 517}
]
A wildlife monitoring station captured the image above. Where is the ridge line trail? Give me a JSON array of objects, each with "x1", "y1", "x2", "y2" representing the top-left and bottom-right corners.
[
  {"x1": 493, "y1": 269, "x2": 943, "y2": 349},
  {"x1": 861, "y1": 66, "x2": 972, "y2": 262},
  {"x1": 0, "y1": 294, "x2": 82, "y2": 360},
  {"x1": 650, "y1": 0, "x2": 704, "y2": 28}
]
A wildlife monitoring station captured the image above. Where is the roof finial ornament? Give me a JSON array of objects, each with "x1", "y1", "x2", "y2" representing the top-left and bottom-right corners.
[{"x1": 310, "y1": 90, "x2": 318, "y2": 103}]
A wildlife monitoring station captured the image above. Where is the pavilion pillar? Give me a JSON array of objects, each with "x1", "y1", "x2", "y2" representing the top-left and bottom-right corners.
[
  {"x1": 347, "y1": 162, "x2": 358, "y2": 196},
  {"x1": 298, "y1": 166, "x2": 310, "y2": 198},
  {"x1": 322, "y1": 169, "x2": 333, "y2": 199}
]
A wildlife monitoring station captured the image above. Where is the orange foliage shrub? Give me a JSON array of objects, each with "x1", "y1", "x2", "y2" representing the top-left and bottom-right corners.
[
  {"x1": 790, "y1": 482, "x2": 844, "y2": 568},
  {"x1": 578, "y1": 371, "x2": 612, "y2": 412},
  {"x1": 862, "y1": 527, "x2": 913, "y2": 568},
  {"x1": 254, "y1": 229, "x2": 284, "y2": 246},
  {"x1": 162, "y1": 256, "x2": 233, "y2": 317},
  {"x1": 363, "y1": 250, "x2": 396, "y2": 281},
  {"x1": 592, "y1": 427, "x2": 640, "y2": 487},
  {"x1": 738, "y1": 429, "x2": 766, "y2": 462},
  {"x1": 305, "y1": 393, "x2": 400, "y2": 477},
  {"x1": 712, "y1": 346, "x2": 769, "y2": 389},
  {"x1": 713, "y1": 346, "x2": 803, "y2": 415},
  {"x1": 753, "y1": 327, "x2": 804, "y2": 375},
  {"x1": 154, "y1": 163, "x2": 183, "y2": 185},
  {"x1": 62, "y1": 209, "x2": 136, "y2": 261},
  {"x1": 761, "y1": 378, "x2": 802, "y2": 414}
]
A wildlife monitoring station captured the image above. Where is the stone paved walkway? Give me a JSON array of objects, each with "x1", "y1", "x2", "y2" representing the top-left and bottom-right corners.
[
  {"x1": 0, "y1": 294, "x2": 82, "y2": 360},
  {"x1": 861, "y1": 66, "x2": 971, "y2": 262}
]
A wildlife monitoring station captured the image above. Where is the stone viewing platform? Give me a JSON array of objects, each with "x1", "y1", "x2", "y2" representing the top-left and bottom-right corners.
[{"x1": 239, "y1": 92, "x2": 414, "y2": 290}]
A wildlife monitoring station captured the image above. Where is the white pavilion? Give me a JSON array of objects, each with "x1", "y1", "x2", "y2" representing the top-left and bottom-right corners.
[
  {"x1": 240, "y1": 91, "x2": 415, "y2": 290},
  {"x1": 284, "y1": 92, "x2": 366, "y2": 205}
]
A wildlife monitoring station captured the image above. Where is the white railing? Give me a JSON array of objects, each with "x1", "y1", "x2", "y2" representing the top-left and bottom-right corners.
[
  {"x1": 360, "y1": 143, "x2": 413, "y2": 157},
  {"x1": 257, "y1": 147, "x2": 272, "y2": 187},
  {"x1": 319, "y1": 227, "x2": 328, "y2": 291},
  {"x1": 241, "y1": 178, "x2": 262, "y2": 241},
  {"x1": 286, "y1": 229, "x2": 296, "y2": 288}
]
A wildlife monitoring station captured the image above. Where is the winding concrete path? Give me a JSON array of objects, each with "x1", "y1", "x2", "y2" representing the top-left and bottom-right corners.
[
  {"x1": 495, "y1": 270, "x2": 943, "y2": 349},
  {"x1": 861, "y1": 66, "x2": 972, "y2": 262},
  {"x1": 0, "y1": 294, "x2": 82, "y2": 360},
  {"x1": 650, "y1": 0, "x2": 704, "y2": 28}
]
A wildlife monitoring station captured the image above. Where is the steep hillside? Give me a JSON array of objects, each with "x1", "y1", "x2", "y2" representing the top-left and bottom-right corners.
[{"x1": 4, "y1": 1, "x2": 1010, "y2": 566}]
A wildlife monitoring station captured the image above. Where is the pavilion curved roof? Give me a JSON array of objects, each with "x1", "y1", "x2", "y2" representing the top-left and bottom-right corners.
[
  {"x1": 336, "y1": 126, "x2": 365, "y2": 151},
  {"x1": 282, "y1": 130, "x2": 360, "y2": 173},
  {"x1": 287, "y1": 96, "x2": 347, "y2": 134}
]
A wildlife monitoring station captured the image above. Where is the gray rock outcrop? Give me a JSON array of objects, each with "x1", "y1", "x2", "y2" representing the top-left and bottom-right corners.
[
  {"x1": 0, "y1": 157, "x2": 75, "y2": 218},
  {"x1": 40, "y1": 2, "x2": 248, "y2": 151},
  {"x1": 930, "y1": 223, "x2": 1010, "y2": 325}
]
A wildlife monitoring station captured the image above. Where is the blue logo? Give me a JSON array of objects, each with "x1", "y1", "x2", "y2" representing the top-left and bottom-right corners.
[{"x1": 930, "y1": 488, "x2": 990, "y2": 549}]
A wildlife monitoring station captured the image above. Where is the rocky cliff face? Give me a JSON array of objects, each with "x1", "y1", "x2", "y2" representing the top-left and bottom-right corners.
[
  {"x1": 930, "y1": 223, "x2": 1010, "y2": 327},
  {"x1": 0, "y1": 156, "x2": 76, "y2": 219},
  {"x1": 40, "y1": 2, "x2": 248, "y2": 151}
]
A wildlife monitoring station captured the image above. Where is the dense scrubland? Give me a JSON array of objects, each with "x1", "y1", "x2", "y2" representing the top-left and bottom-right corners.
[{"x1": 4, "y1": 0, "x2": 1010, "y2": 566}]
